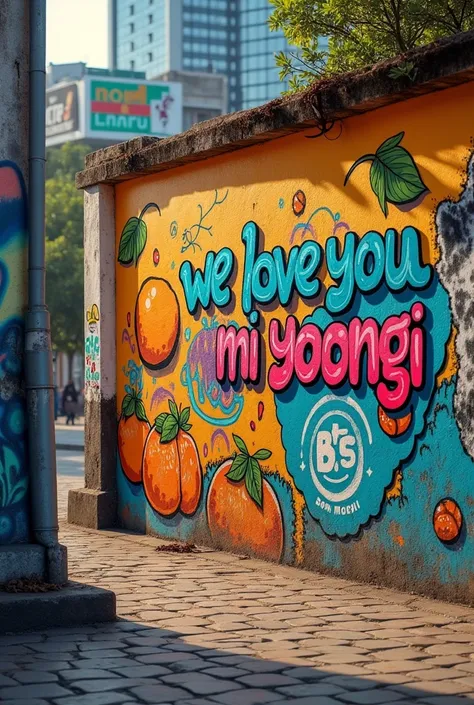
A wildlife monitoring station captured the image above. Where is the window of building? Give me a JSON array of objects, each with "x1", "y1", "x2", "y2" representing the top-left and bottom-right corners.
[
  {"x1": 130, "y1": 41, "x2": 134, "y2": 51},
  {"x1": 148, "y1": 13, "x2": 153, "y2": 23},
  {"x1": 148, "y1": 52, "x2": 153, "y2": 62},
  {"x1": 148, "y1": 33, "x2": 153, "y2": 42},
  {"x1": 130, "y1": 22, "x2": 134, "y2": 33},
  {"x1": 130, "y1": 60, "x2": 135, "y2": 69},
  {"x1": 129, "y1": 4, "x2": 134, "y2": 15}
]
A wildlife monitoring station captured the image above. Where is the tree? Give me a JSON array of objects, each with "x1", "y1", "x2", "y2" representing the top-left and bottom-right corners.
[
  {"x1": 45, "y1": 143, "x2": 91, "y2": 373},
  {"x1": 269, "y1": 0, "x2": 474, "y2": 91}
]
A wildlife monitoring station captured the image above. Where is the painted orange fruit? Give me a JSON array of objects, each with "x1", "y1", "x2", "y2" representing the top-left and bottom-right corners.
[
  {"x1": 135, "y1": 277, "x2": 180, "y2": 370},
  {"x1": 118, "y1": 392, "x2": 150, "y2": 484},
  {"x1": 433, "y1": 498, "x2": 463, "y2": 543},
  {"x1": 378, "y1": 406, "x2": 412, "y2": 437},
  {"x1": 292, "y1": 189, "x2": 306, "y2": 217},
  {"x1": 143, "y1": 401, "x2": 202, "y2": 516},
  {"x1": 207, "y1": 435, "x2": 284, "y2": 562}
]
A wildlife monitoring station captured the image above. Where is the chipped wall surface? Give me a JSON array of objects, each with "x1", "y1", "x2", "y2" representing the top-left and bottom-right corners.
[{"x1": 113, "y1": 80, "x2": 474, "y2": 602}]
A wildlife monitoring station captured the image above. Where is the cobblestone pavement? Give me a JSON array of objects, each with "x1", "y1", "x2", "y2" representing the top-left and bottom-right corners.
[{"x1": 1, "y1": 469, "x2": 474, "y2": 704}]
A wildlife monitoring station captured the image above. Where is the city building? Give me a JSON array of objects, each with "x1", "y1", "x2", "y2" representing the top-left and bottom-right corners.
[
  {"x1": 46, "y1": 63, "x2": 227, "y2": 151},
  {"x1": 108, "y1": 0, "x2": 302, "y2": 111}
]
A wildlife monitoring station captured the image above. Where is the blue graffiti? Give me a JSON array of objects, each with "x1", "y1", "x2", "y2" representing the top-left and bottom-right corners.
[{"x1": 275, "y1": 276, "x2": 451, "y2": 537}]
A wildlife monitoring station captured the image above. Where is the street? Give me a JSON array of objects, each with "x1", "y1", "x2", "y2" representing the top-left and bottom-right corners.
[{"x1": 0, "y1": 433, "x2": 472, "y2": 704}]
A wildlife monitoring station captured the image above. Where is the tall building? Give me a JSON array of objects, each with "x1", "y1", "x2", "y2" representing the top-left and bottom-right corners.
[{"x1": 108, "y1": 0, "x2": 299, "y2": 111}]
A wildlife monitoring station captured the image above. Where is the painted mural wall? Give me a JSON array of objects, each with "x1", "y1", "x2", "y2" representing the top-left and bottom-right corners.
[
  {"x1": 0, "y1": 162, "x2": 28, "y2": 544},
  {"x1": 115, "y1": 81, "x2": 474, "y2": 600}
]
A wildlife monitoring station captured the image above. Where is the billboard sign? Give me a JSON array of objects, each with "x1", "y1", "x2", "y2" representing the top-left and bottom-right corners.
[
  {"x1": 85, "y1": 77, "x2": 183, "y2": 141},
  {"x1": 46, "y1": 83, "x2": 80, "y2": 147}
]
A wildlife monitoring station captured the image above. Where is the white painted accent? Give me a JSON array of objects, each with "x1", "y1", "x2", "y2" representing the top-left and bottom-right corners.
[{"x1": 83, "y1": 184, "x2": 116, "y2": 403}]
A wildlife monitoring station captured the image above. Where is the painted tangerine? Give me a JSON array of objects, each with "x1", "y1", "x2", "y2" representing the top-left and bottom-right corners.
[
  {"x1": 118, "y1": 414, "x2": 150, "y2": 484},
  {"x1": 207, "y1": 459, "x2": 284, "y2": 562},
  {"x1": 135, "y1": 277, "x2": 180, "y2": 370},
  {"x1": 142, "y1": 428, "x2": 202, "y2": 516},
  {"x1": 378, "y1": 406, "x2": 412, "y2": 437},
  {"x1": 292, "y1": 189, "x2": 306, "y2": 217},
  {"x1": 143, "y1": 426, "x2": 181, "y2": 515},
  {"x1": 433, "y1": 498, "x2": 463, "y2": 543}
]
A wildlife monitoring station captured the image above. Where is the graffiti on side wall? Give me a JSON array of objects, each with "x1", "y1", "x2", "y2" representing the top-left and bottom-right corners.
[
  {"x1": 85, "y1": 304, "x2": 100, "y2": 390},
  {"x1": 114, "y1": 96, "x2": 474, "y2": 597},
  {"x1": 0, "y1": 162, "x2": 28, "y2": 543}
]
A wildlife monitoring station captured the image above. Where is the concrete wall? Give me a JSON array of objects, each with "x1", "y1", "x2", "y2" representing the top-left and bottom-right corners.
[
  {"x1": 0, "y1": 0, "x2": 30, "y2": 544},
  {"x1": 81, "y1": 72, "x2": 474, "y2": 603}
]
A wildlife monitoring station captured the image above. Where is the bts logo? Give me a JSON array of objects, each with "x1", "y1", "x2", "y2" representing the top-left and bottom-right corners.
[{"x1": 316, "y1": 423, "x2": 356, "y2": 478}]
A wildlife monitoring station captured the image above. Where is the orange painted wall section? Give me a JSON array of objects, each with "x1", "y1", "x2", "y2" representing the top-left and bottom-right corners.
[{"x1": 114, "y1": 81, "x2": 474, "y2": 599}]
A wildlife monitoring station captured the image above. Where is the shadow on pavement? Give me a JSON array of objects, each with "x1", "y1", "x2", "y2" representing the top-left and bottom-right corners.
[{"x1": 0, "y1": 618, "x2": 471, "y2": 704}]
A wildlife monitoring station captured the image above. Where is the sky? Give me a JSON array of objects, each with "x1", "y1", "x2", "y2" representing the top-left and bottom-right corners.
[{"x1": 46, "y1": 0, "x2": 109, "y2": 68}]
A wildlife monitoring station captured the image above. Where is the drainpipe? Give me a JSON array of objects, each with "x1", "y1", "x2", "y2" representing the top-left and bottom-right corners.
[{"x1": 25, "y1": 0, "x2": 63, "y2": 579}]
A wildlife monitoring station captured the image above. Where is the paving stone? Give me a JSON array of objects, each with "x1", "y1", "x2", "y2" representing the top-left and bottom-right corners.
[
  {"x1": 53, "y1": 693, "x2": 137, "y2": 705},
  {"x1": 59, "y1": 669, "x2": 117, "y2": 680},
  {"x1": 335, "y1": 689, "x2": 405, "y2": 703},
  {"x1": 370, "y1": 660, "x2": 430, "y2": 673},
  {"x1": 203, "y1": 667, "x2": 250, "y2": 678},
  {"x1": 73, "y1": 677, "x2": 155, "y2": 692},
  {"x1": 237, "y1": 673, "x2": 300, "y2": 687},
  {"x1": 162, "y1": 672, "x2": 243, "y2": 694},
  {"x1": 1, "y1": 700, "x2": 51, "y2": 705},
  {"x1": 408, "y1": 667, "x2": 467, "y2": 681},
  {"x1": 0, "y1": 674, "x2": 18, "y2": 686},
  {"x1": 130, "y1": 684, "x2": 191, "y2": 702},
  {"x1": 209, "y1": 690, "x2": 285, "y2": 704},
  {"x1": 277, "y1": 683, "x2": 346, "y2": 696},
  {"x1": 73, "y1": 658, "x2": 135, "y2": 670},
  {"x1": 0, "y1": 683, "x2": 73, "y2": 699},
  {"x1": 11, "y1": 671, "x2": 58, "y2": 683},
  {"x1": 392, "y1": 680, "x2": 473, "y2": 696}
]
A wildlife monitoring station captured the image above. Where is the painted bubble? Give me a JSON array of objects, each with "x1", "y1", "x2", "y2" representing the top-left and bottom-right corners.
[
  {"x1": 153, "y1": 248, "x2": 160, "y2": 266},
  {"x1": 258, "y1": 401, "x2": 264, "y2": 421},
  {"x1": 181, "y1": 317, "x2": 244, "y2": 427}
]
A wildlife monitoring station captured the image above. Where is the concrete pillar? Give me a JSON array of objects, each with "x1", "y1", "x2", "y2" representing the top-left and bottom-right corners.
[{"x1": 68, "y1": 184, "x2": 117, "y2": 528}]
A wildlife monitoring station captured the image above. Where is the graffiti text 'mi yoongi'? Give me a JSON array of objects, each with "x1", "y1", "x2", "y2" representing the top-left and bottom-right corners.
[{"x1": 179, "y1": 221, "x2": 433, "y2": 412}]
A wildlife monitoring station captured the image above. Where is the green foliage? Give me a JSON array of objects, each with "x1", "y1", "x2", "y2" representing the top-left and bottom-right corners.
[
  {"x1": 269, "y1": 0, "x2": 474, "y2": 90},
  {"x1": 226, "y1": 435, "x2": 272, "y2": 508},
  {"x1": 45, "y1": 143, "x2": 91, "y2": 356}
]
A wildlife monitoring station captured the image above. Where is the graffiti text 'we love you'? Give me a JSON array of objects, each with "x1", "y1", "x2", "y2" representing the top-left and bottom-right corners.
[{"x1": 179, "y1": 220, "x2": 432, "y2": 413}]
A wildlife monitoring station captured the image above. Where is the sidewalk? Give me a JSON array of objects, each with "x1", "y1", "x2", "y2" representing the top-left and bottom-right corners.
[
  {"x1": 55, "y1": 421, "x2": 84, "y2": 451},
  {"x1": 1, "y1": 473, "x2": 474, "y2": 704}
]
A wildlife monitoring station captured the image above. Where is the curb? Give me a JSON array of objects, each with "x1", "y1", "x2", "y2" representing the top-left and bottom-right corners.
[
  {"x1": 0, "y1": 583, "x2": 116, "y2": 633},
  {"x1": 56, "y1": 443, "x2": 85, "y2": 451}
]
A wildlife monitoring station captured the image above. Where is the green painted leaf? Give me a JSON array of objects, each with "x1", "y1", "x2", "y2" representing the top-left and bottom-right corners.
[
  {"x1": 245, "y1": 457, "x2": 263, "y2": 508},
  {"x1": 376, "y1": 132, "x2": 404, "y2": 155},
  {"x1": 121, "y1": 393, "x2": 135, "y2": 417},
  {"x1": 377, "y1": 146, "x2": 427, "y2": 206},
  {"x1": 253, "y1": 448, "x2": 272, "y2": 461},
  {"x1": 345, "y1": 132, "x2": 427, "y2": 216},
  {"x1": 233, "y1": 434, "x2": 248, "y2": 456},
  {"x1": 181, "y1": 423, "x2": 192, "y2": 432},
  {"x1": 369, "y1": 160, "x2": 388, "y2": 217},
  {"x1": 168, "y1": 399, "x2": 179, "y2": 421},
  {"x1": 226, "y1": 454, "x2": 248, "y2": 482},
  {"x1": 180, "y1": 407, "x2": 190, "y2": 427},
  {"x1": 155, "y1": 412, "x2": 167, "y2": 433},
  {"x1": 135, "y1": 399, "x2": 148, "y2": 423},
  {"x1": 160, "y1": 414, "x2": 179, "y2": 443},
  {"x1": 118, "y1": 216, "x2": 147, "y2": 266}
]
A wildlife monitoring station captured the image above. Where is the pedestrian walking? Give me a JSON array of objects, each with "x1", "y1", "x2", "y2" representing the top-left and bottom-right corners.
[{"x1": 62, "y1": 379, "x2": 78, "y2": 425}]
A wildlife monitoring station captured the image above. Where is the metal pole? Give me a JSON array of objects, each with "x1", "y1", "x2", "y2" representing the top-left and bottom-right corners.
[{"x1": 25, "y1": 0, "x2": 59, "y2": 549}]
